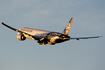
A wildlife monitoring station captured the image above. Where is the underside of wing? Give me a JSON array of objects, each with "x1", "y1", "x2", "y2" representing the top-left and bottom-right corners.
[
  {"x1": 1, "y1": 22, "x2": 40, "y2": 40},
  {"x1": 2, "y1": 22, "x2": 18, "y2": 31},
  {"x1": 71, "y1": 36, "x2": 102, "y2": 40}
]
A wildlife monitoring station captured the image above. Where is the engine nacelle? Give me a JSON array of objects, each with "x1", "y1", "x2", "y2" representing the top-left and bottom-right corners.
[{"x1": 17, "y1": 34, "x2": 26, "y2": 41}]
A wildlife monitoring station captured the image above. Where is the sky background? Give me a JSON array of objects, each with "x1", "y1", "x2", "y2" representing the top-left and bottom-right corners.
[{"x1": 0, "y1": 0, "x2": 105, "y2": 70}]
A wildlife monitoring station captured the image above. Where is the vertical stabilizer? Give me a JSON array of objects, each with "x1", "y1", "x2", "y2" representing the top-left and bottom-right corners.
[{"x1": 62, "y1": 18, "x2": 73, "y2": 35}]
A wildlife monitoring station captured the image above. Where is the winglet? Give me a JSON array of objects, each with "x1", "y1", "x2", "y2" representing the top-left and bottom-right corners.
[{"x1": 62, "y1": 18, "x2": 73, "y2": 35}]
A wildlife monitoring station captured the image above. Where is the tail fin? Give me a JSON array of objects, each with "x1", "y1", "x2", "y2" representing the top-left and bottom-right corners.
[{"x1": 62, "y1": 18, "x2": 73, "y2": 35}]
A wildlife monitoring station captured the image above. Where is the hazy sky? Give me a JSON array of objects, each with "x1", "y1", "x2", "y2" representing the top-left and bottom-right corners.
[{"x1": 0, "y1": 0, "x2": 105, "y2": 70}]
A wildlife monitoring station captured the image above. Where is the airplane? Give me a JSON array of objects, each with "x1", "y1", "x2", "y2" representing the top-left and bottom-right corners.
[{"x1": 1, "y1": 18, "x2": 102, "y2": 45}]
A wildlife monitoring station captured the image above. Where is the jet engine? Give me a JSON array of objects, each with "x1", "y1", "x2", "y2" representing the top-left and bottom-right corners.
[{"x1": 17, "y1": 34, "x2": 26, "y2": 41}]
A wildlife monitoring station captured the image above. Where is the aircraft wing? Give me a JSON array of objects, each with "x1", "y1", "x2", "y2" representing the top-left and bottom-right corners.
[
  {"x1": 1, "y1": 22, "x2": 40, "y2": 40},
  {"x1": 71, "y1": 36, "x2": 102, "y2": 40}
]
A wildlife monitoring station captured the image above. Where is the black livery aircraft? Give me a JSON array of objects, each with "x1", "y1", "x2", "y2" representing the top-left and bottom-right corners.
[{"x1": 1, "y1": 18, "x2": 102, "y2": 45}]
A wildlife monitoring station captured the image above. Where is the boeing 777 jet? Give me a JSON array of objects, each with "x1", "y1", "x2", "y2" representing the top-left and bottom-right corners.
[{"x1": 1, "y1": 18, "x2": 102, "y2": 45}]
